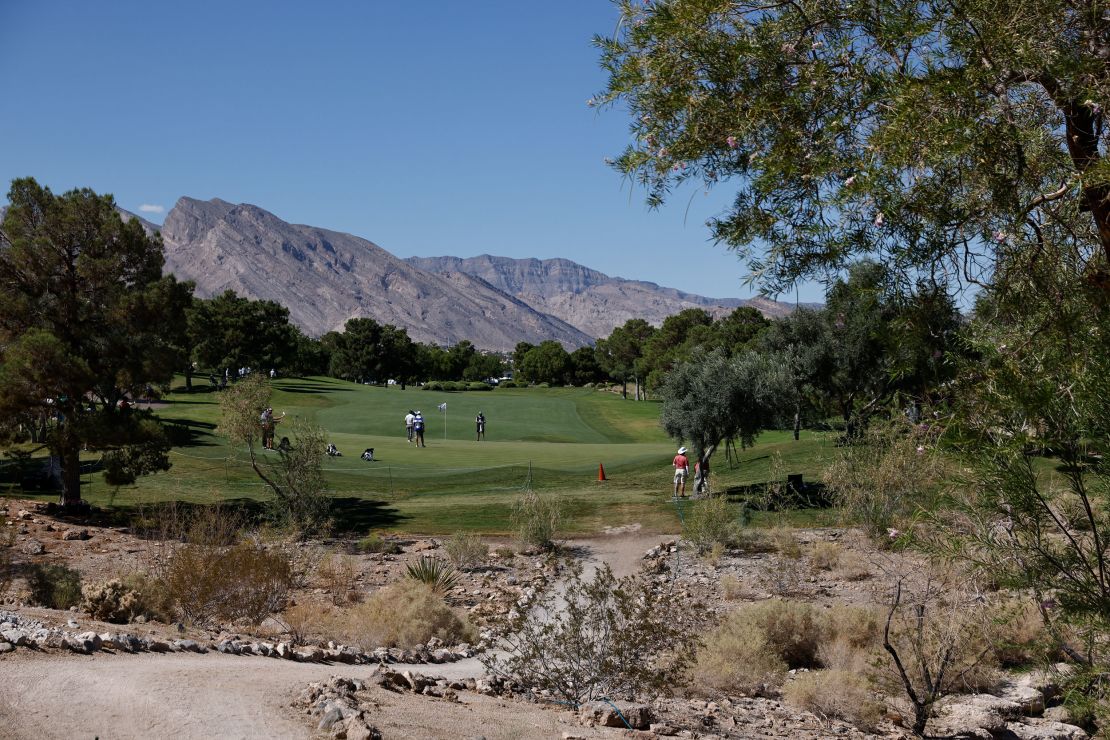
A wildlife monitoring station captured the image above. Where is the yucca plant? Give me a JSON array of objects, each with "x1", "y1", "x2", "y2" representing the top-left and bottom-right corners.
[{"x1": 404, "y1": 556, "x2": 461, "y2": 594}]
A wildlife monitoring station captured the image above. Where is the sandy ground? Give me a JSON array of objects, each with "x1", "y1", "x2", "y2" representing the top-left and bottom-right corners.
[{"x1": 0, "y1": 532, "x2": 668, "y2": 740}]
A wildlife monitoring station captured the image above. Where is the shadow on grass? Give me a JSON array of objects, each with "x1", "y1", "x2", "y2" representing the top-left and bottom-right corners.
[
  {"x1": 329, "y1": 497, "x2": 408, "y2": 534},
  {"x1": 720, "y1": 480, "x2": 834, "y2": 510},
  {"x1": 163, "y1": 419, "x2": 220, "y2": 448}
]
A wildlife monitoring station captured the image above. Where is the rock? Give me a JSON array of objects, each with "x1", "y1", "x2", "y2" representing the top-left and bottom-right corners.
[
  {"x1": 650, "y1": 723, "x2": 679, "y2": 736},
  {"x1": 999, "y1": 679, "x2": 1048, "y2": 715},
  {"x1": 146, "y1": 639, "x2": 172, "y2": 653},
  {"x1": 318, "y1": 707, "x2": 343, "y2": 731},
  {"x1": 173, "y1": 639, "x2": 205, "y2": 653},
  {"x1": 276, "y1": 642, "x2": 293, "y2": 659},
  {"x1": 1, "y1": 629, "x2": 27, "y2": 647},
  {"x1": 0, "y1": 642, "x2": 12, "y2": 653},
  {"x1": 62, "y1": 528, "x2": 90, "y2": 541},
  {"x1": 1005, "y1": 719, "x2": 1089, "y2": 740},
  {"x1": 1043, "y1": 706, "x2": 1077, "y2": 724},
  {"x1": 938, "y1": 694, "x2": 1023, "y2": 734},
  {"x1": 22, "y1": 540, "x2": 45, "y2": 555},
  {"x1": 344, "y1": 717, "x2": 380, "y2": 740},
  {"x1": 76, "y1": 632, "x2": 102, "y2": 651},
  {"x1": 578, "y1": 701, "x2": 655, "y2": 730}
]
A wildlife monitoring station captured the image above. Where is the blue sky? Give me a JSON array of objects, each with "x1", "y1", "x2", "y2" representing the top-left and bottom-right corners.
[{"x1": 0, "y1": 0, "x2": 822, "y2": 302}]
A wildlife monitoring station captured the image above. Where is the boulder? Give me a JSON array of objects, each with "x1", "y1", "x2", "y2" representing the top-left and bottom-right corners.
[
  {"x1": 22, "y1": 540, "x2": 45, "y2": 555},
  {"x1": 1, "y1": 629, "x2": 27, "y2": 647},
  {"x1": 173, "y1": 639, "x2": 205, "y2": 653},
  {"x1": 937, "y1": 694, "x2": 1024, "y2": 734},
  {"x1": 1005, "y1": 719, "x2": 1088, "y2": 740},
  {"x1": 62, "y1": 528, "x2": 90, "y2": 541},
  {"x1": 0, "y1": 642, "x2": 12, "y2": 653}
]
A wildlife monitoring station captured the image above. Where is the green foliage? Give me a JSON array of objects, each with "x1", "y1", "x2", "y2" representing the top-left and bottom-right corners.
[
  {"x1": 595, "y1": 318, "x2": 655, "y2": 398},
  {"x1": 404, "y1": 555, "x2": 461, "y2": 593},
  {"x1": 484, "y1": 563, "x2": 697, "y2": 704},
  {"x1": 218, "y1": 375, "x2": 331, "y2": 537},
  {"x1": 660, "y1": 347, "x2": 794, "y2": 468},
  {"x1": 327, "y1": 316, "x2": 416, "y2": 384},
  {"x1": 510, "y1": 491, "x2": 564, "y2": 551},
  {"x1": 596, "y1": 0, "x2": 1110, "y2": 290},
  {"x1": 683, "y1": 496, "x2": 753, "y2": 554},
  {"x1": 823, "y1": 418, "x2": 946, "y2": 541},
  {"x1": 358, "y1": 532, "x2": 402, "y2": 554},
  {"x1": 28, "y1": 563, "x2": 83, "y2": 609},
  {"x1": 0, "y1": 178, "x2": 188, "y2": 503},
  {"x1": 421, "y1": 380, "x2": 493, "y2": 391},
  {"x1": 189, "y1": 290, "x2": 297, "y2": 373},
  {"x1": 518, "y1": 340, "x2": 571, "y2": 386}
]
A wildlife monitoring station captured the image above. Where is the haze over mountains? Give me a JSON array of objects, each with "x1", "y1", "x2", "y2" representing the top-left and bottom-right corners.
[{"x1": 143, "y1": 197, "x2": 803, "y2": 351}]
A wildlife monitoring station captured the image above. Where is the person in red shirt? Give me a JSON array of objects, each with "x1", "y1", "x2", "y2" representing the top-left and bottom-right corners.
[{"x1": 672, "y1": 446, "x2": 690, "y2": 498}]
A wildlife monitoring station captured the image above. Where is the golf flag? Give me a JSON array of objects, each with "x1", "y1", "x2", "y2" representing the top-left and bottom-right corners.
[{"x1": 437, "y1": 402, "x2": 447, "y2": 412}]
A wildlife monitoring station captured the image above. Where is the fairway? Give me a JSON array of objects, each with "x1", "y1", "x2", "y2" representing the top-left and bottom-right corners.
[{"x1": 11, "y1": 377, "x2": 841, "y2": 535}]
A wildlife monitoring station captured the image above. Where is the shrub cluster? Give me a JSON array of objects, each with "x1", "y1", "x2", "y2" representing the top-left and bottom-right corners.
[
  {"x1": 510, "y1": 491, "x2": 563, "y2": 551},
  {"x1": 336, "y1": 580, "x2": 475, "y2": 650},
  {"x1": 421, "y1": 381, "x2": 493, "y2": 392},
  {"x1": 81, "y1": 577, "x2": 162, "y2": 623},
  {"x1": 357, "y1": 531, "x2": 402, "y2": 554},
  {"x1": 683, "y1": 496, "x2": 761, "y2": 554},
  {"x1": 160, "y1": 541, "x2": 293, "y2": 627},
  {"x1": 444, "y1": 532, "x2": 487, "y2": 569},
  {"x1": 27, "y1": 563, "x2": 83, "y2": 609}
]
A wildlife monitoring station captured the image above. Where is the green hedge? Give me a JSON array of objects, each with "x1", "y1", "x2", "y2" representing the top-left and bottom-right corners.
[{"x1": 421, "y1": 381, "x2": 494, "y2": 392}]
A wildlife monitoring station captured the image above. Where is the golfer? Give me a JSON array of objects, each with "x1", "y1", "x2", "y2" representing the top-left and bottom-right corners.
[
  {"x1": 404, "y1": 410, "x2": 415, "y2": 443},
  {"x1": 672, "y1": 446, "x2": 690, "y2": 498},
  {"x1": 475, "y1": 411, "x2": 486, "y2": 441}
]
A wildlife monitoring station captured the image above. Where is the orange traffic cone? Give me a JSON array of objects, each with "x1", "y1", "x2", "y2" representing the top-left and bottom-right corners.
[{"x1": 598, "y1": 463, "x2": 607, "y2": 481}]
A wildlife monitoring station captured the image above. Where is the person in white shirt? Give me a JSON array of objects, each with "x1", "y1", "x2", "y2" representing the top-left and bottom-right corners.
[{"x1": 404, "y1": 410, "x2": 416, "y2": 443}]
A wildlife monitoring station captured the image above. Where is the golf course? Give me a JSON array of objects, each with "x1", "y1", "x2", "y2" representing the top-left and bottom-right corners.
[{"x1": 14, "y1": 376, "x2": 840, "y2": 535}]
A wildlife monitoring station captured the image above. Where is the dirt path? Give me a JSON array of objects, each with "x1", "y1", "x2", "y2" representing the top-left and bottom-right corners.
[{"x1": 0, "y1": 531, "x2": 670, "y2": 740}]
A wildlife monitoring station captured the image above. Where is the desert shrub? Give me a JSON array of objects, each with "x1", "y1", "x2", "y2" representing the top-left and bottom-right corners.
[
  {"x1": 317, "y1": 552, "x2": 359, "y2": 605},
  {"x1": 721, "y1": 574, "x2": 744, "y2": 601},
  {"x1": 696, "y1": 599, "x2": 883, "y2": 696},
  {"x1": 703, "y1": 541, "x2": 726, "y2": 566},
  {"x1": 493, "y1": 546, "x2": 516, "y2": 559},
  {"x1": 27, "y1": 563, "x2": 83, "y2": 609},
  {"x1": 358, "y1": 531, "x2": 401, "y2": 554},
  {"x1": 81, "y1": 578, "x2": 151, "y2": 623},
  {"x1": 683, "y1": 496, "x2": 752, "y2": 554},
  {"x1": 835, "y1": 550, "x2": 874, "y2": 581},
  {"x1": 510, "y1": 491, "x2": 563, "y2": 551},
  {"x1": 0, "y1": 527, "x2": 13, "y2": 596},
  {"x1": 877, "y1": 575, "x2": 1001, "y2": 736},
  {"x1": 809, "y1": 541, "x2": 842, "y2": 571},
  {"x1": 279, "y1": 601, "x2": 331, "y2": 646},
  {"x1": 132, "y1": 501, "x2": 243, "y2": 546},
  {"x1": 783, "y1": 670, "x2": 884, "y2": 731},
  {"x1": 822, "y1": 418, "x2": 945, "y2": 542},
  {"x1": 988, "y1": 599, "x2": 1048, "y2": 668},
  {"x1": 444, "y1": 531, "x2": 487, "y2": 569},
  {"x1": 160, "y1": 541, "x2": 293, "y2": 627},
  {"x1": 770, "y1": 527, "x2": 802, "y2": 559},
  {"x1": 405, "y1": 556, "x2": 461, "y2": 593},
  {"x1": 485, "y1": 563, "x2": 697, "y2": 705},
  {"x1": 336, "y1": 580, "x2": 475, "y2": 650},
  {"x1": 120, "y1": 572, "x2": 172, "y2": 622},
  {"x1": 695, "y1": 612, "x2": 788, "y2": 695}
]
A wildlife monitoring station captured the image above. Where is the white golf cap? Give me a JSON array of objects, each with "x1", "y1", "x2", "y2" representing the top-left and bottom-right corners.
[{"x1": 677, "y1": 446, "x2": 687, "y2": 455}]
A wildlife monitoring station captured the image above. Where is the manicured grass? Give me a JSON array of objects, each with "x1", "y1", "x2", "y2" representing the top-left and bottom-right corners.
[{"x1": 6, "y1": 376, "x2": 842, "y2": 535}]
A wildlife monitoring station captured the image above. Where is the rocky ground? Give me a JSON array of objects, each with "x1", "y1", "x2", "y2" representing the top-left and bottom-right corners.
[{"x1": 0, "y1": 498, "x2": 1096, "y2": 739}]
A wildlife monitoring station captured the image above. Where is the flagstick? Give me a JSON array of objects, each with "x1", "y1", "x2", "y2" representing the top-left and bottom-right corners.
[{"x1": 444, "y1": 406, "x2": 447, "y2": 440}]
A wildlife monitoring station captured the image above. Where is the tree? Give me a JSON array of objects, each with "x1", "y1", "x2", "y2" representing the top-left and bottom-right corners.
[
  {"x1": 640, "y1": 308, "x2": 715, "y2": 392},
  {"x1": 190, "y1": 291, "x2": 297, "y2": 375},
  {"x1": 218, "y1": 373, "x2": 330, "y2": 537},
  {"x1": 596, "y1": 318, "x2": 655, "y2": 399},
  {"x1": 659, "y1": 348, "x2": 794, "y2": 471},
  {"x1": 463, "y1": 351, "x2": 504, "y2": 382},
  {"x1": 756, "y1": 308, "x2": 836, "y2": 440},
  {"x1": 519, "y1": 341, "x2": 572, "y2": 385},
  {"x1": 327, "y1": 318, "x2": 416, "y2": 384},
  {"x1": 0, "y1": 178, "x2": 185, "y2": 506},
  {"x1": 596, "y1": 0, "x2": 1110, "y2": 293},
  {"x1": 713, "y1": 306, "x2": 770, "y2": 355},
  {"x1": 567, "y1": 345, "x2": 606, "y2": 386}
]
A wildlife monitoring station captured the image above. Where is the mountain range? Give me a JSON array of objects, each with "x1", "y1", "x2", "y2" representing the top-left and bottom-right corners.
[{"x1": 7, "y1": 196, "x2": 808, "y2": 351}]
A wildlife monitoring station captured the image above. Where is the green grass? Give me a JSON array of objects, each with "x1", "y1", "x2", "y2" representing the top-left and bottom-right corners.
[{"x1": 4, "y1": 376, "x2": 841, "y2": 535}]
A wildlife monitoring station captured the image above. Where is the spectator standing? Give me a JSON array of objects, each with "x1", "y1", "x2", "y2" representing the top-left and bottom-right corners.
[
  {"x1": 672, "y1": 446, "x2": 690, "y2": 498},
  {"x1": 413, "y1": 411, "x2": 426, "y2": 447},
  {"x1": 404, "y1": 410, "x2": 416, "y2": 443},
  {"x1": 475, "y1": 411, "x2": 486, "y2": 441}
]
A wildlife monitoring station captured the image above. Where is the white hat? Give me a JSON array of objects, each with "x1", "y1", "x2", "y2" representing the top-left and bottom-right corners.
[{"x1": 677, "y1": 446, "x2": 687, "y2": 455}]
